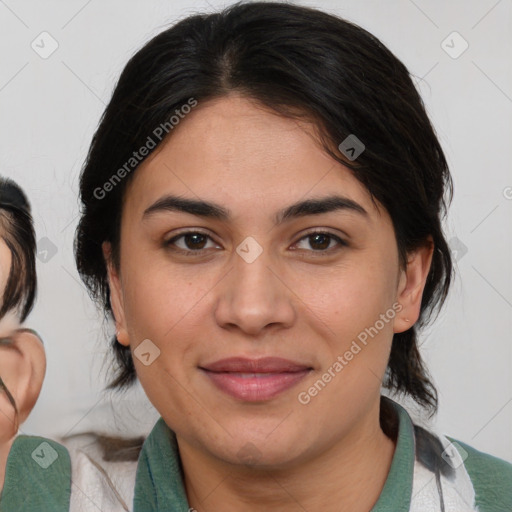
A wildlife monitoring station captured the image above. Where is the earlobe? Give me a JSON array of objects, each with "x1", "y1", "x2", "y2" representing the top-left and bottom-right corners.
[
  {"x1": 394, "y1": 239, "x2": 434, "y2": 333},
  {"x1": 102, "y1": 242, "x2": 130, "y2": 347}
]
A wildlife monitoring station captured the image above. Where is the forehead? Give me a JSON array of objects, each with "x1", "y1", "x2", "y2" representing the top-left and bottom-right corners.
[{"x1": 125, "y1": 94, "x2": 381, "y2": 220}]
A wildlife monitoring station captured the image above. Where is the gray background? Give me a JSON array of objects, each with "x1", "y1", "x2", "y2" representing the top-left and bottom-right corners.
[{"x1": 1, "y1": 0, "x2": 511, "y2": 461}]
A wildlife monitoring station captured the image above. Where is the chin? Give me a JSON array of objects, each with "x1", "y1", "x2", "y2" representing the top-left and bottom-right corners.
[{"x1": 205, "y1": 428, "x2": 304, "y2": 469}]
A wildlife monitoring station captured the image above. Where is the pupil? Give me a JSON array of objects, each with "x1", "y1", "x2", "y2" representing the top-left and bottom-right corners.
[
  {"x1": 182, "y1": 234, "x2": 331, "y2": 251},
  {"x1": 310, "y1": 234, "x2": 329, "y2": 250},
  {"x1": 186, "y1": 233, "x2": 206, "y2": 250}
]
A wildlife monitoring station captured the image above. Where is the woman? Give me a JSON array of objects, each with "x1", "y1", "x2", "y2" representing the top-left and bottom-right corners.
[
  {"x1": 65, "y1": 2, "x2": 511, "y2": 511},
  {"x1": 0, "y1": 177, "x2": 71, "y2": 511}
]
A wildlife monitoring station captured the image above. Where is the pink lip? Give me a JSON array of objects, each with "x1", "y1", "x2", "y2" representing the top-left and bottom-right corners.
[{"x1": 200, "y1": 357, "x2": 312, "y2": 401}]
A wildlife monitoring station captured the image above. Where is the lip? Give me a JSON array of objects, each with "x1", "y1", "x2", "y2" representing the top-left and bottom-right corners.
[{"x1": 200, "y1": 357, "x2": 312, "y2": 401}]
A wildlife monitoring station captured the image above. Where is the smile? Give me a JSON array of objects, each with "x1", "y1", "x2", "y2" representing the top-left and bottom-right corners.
[{"x1": 200, "y1": 357, "x2": 312, "y2": 401}]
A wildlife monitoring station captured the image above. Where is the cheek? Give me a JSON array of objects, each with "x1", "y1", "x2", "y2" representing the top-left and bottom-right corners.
[
  {"x1": 296, "y1": 255, "x2": 398, "y2": 333},
  {"x1": 122, "y1": 251, "x2": 186, "y2": 332},
  {"x1": 120, "y1": 257, "x2": 215, "y2": 370},
  {"x1": 292, "y1": 256, "x2": 398, "y2": 400}
]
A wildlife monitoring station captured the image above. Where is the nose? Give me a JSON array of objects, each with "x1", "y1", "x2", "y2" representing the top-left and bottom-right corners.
[{"x1": 213, "y1": 243, "x2": 296, "y2": 336}]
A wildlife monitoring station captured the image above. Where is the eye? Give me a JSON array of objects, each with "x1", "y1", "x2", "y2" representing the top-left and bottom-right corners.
[
  {"x1": 292, "y1": 230, "x2": 347, "y2": 253},
  {"x1": 164, "y1": 229, "x2": 347, "y2": 256},
  {"x1": 165, "y1": 231, "x2": 220, "y2": 254}
]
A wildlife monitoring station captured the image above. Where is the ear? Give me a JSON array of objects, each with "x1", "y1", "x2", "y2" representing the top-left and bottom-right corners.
[
  {"x1": 0, "y1": 330, "x2": 46, "y2": 438},
  {"x1": 102, "y1": 242, "x2": 130, "y2": 347},
  {"x1": 394, "y1": 237, "x2": 434, "y2": 333}
]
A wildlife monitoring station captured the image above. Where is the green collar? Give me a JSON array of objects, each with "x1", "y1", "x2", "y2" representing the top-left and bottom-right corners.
[
  {"x1": 133, "y1": 398, "x2": 415, "y2": 511},
  {"x1": 371, "y1": 399, "x2": 415, "y2": 511},
  {"x1": 0, "y1": 435, "x2": 71, "y2": 511}
]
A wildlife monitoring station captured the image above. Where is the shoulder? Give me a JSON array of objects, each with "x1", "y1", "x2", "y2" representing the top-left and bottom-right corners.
[
  {"x1": 447, "y1": 436, "x2": 512, "y2": 512},
  {"x1": 60, "y1": 432, "x2": 144, "y2": 512},
  {"x1": 405, "y1": 406, "x2": 511, "y2": 512},
  {"x1": 0, "y1": 434, "x2": 71, "y2": 511}
]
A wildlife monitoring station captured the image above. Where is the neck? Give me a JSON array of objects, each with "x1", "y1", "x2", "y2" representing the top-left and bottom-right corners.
[{"x1": 178, "y1": 399, "x2": 397, "y2": 512}]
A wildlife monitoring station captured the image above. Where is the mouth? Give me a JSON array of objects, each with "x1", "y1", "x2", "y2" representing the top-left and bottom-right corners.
[{"x1": 199, "y1": 357, "x2": 313, "y2": 402}]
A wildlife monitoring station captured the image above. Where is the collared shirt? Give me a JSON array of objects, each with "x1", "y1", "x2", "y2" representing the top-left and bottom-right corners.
[
  {"x1": 0, "y1": 434, "x2": 71, "y2": 511},
  {"x1": 1, "y1": 398, "x2": 511, "y2": 511}
]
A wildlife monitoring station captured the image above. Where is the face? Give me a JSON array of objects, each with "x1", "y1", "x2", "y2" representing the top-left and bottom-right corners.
[{"x1": 107, "y1": 94, "x2": 431, "y2": 468}]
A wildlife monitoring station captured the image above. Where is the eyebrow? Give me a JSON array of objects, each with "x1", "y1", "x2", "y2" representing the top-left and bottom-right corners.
[{"x1": 143, "y1": 193, "x2": 368, "y2": 224}]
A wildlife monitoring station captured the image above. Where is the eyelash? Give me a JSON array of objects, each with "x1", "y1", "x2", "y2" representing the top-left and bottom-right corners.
[{"x1": 164, "y1": 230, "x2": 348, "y2": 257}]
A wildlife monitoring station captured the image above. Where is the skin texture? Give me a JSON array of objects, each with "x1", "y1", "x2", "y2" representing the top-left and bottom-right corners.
[
  {"x1": 106, "y1": 94, "x2": 433, "y2": 512},
  {"x1": 0, "y1": 240, "x2": 9, "y2": 297},
  {"x1": 0, "y1": 236, "x2": 46, "y2": 491}
]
